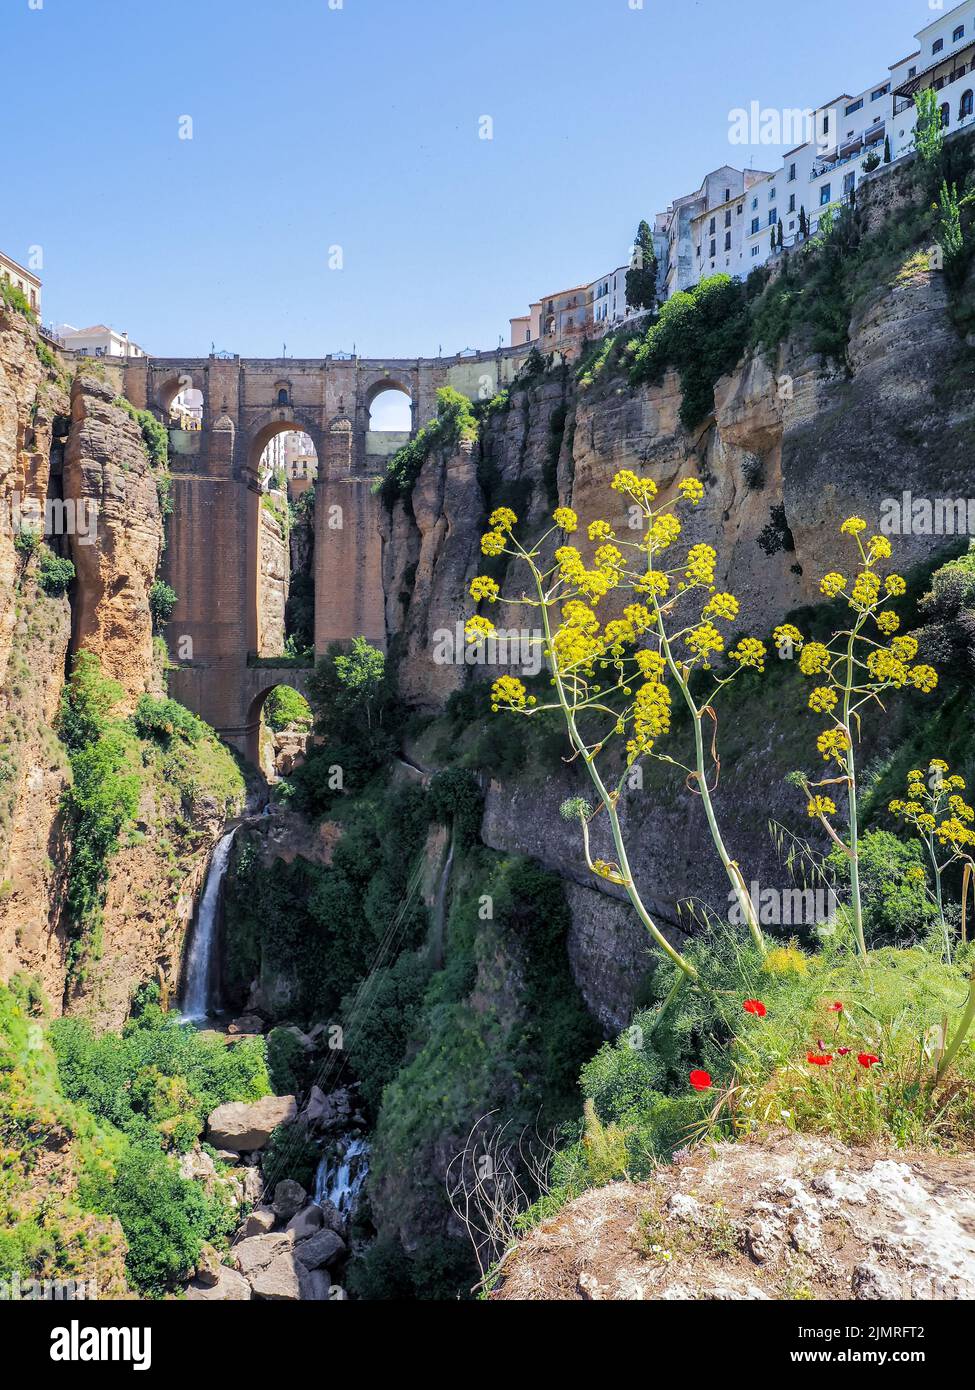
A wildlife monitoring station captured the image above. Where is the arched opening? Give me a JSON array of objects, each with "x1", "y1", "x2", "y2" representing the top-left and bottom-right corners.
[
  {"x1": 961, "y1": 89, "x2": 974, "y2": 120},
  {"x1": 156, "y1": 372, "x2": 195, "y2": 419},
  {"x1": 251, "y1": 426, "x2": 319, "y2": 660},
  {"x1": 365, "y1": 382, "x2": 413, "y2": 462},
  {"x1": 252, "y1": 683, "x2": 313, "y2": 785},
  {"x1": 941, "y1": 102, "x2": 951, "y2": 129},
  {"x1": 368, "y1": 385, "x2": 412, "y2": 432},
  {"x1": 171, "y1": 386, "x2": 204, "y2": 431}
]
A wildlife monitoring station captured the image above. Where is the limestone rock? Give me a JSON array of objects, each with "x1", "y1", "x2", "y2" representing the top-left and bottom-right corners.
[
  {"x1": 194, "y1": 1243, "x2": 223, "y2": 1288},
  {"x1": 286, "y1": 1204, "x2": 324, "y2": 1240},
  {"x1": 294, "y1": 1228, "x2": 346, "y2": 1271},
  {"x1": 272, "y1": 1179, "x2": 307, "y2": 1221},
  {"x1": 207, "y1": 1095, "x2": 297, "y2": 1152},
  {"x1": 243, "y1": 1207, "x2": 276, "y2": 1237},
  {"x1": 186, "y1": 1266, "x2": 252, "y2": 1301}
]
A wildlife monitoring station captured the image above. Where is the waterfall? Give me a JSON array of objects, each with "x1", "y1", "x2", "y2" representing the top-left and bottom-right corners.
[
  {"x1": 180, "y1": 831, "x2": 236, "y2": 1022},
  {"x1": 314, "y1": 1135, "x2": 371, "y2": 1214}
]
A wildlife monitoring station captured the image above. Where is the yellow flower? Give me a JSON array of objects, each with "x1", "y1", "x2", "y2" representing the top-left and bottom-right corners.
[
  {"x1": 890, "y1": 635, "x2": 918, "y2": 663},
  {"x1": 773, "y1": 623, "x2": 804, "y2": 652},
  {"x1": 798, "y1": 642, "x2": 831, "y2": 676},
  {"x1": 470, "y1": 576, "x2": 500, "y2": 603},
  {"x1": 930, "y1": 759, "x2": 949, "y2": 772},
  {"x1": 817, "y1": 727, "x2": 851, "y2": 764},
  {"x1": 635, "y1": 649, "x2": 667, "y2": 679},
  {"x1": 885, "y1": 574, "x2": 906, "y2": 597},
  {"x1": 611, "y1": 469, "x2": 657, "y2": 503},
  {"x1": 841, "y1": 516, "x2": 867, "y2": 535},
  {"x1": 852, "y1": 571, "x2": 881, "y2": 608},
  {"x1": 808, "y1": 686, "x2": 838, "y2": 714},
  {"x1": 908, "y1": 664, "x2": 938, "y2": 693},
  {"x1": 866, "y1": 648, "x2": 908, "y2": 687},
  {"x1": 729, "y1": 637, "x2": 767, "y2": 672},
  {"x1": 807, "y1": 795, "x2": 837, "y2": 818},
  {"x1": 555, "y1": 545, "x2": 586, "y2": 584},
  {"x1": 553, "y1": 506, "x2": 578, "y2": 533},
  {"x1": 481, "y1": 530, "x2": 505, "y2": 557},
  {"x1": 636, "y1": 569, "x2": 670, "y2": 597},
  {"x1": 876, "y1": 610, "x2": 900, "y2": 635},
  {"x1": 820, "y1": 573, "x2": 846, "y2": 599},
  {"x1": 588, "y1": 519, "x2": 615, "y2": 541},
  {"x1": 684, "y1": 543, "x2": 717, "y2": 587},
  {"x1": 490, "y1": 675, "x2": 529, "y2": 709},
  {"x1": 685, "y1": 622, "x2": 725, "y2": 661},
  {"x1": 703, "y1": 592, "x2": 740, "y2": 622},
  {"x1": 868, "y1": 535, "x2": 893, "y2": 560},
  {"x1": 678, "y1": 477, "x2": 705, "y2": 505},
  {"x1": 465, "y1": 615, "x2": 495, "y2": 643},
  {"x1": 490, "y1": 507, "x2": 517, "y2": 533},
  {"x1": 649, "y1": 512, "x2": 682, "y2": 551},
  {"x1": 594, "y1": 543, "x2": 624, "y2": 577}
]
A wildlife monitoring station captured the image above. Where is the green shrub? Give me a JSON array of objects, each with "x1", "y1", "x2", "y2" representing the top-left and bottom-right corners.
[
  {"x1": 0, "y1": 278, "x2": 35, "y2": 321},
  {"x1": 263, "y1": 686, "x2": 312, "y2": 733},
  {"x1": 428, "y1": 768, "x2": 483, "y2": 846},
  {"x1": 378, "y1": 387, "x2": 478, "y2": 503},
  {"x1": 132, "y1": 694, "x2": 206, "y2": 746},
  {"x1": 261, "y1": 1120, "x2": 320, "y2": 1191},
  {"x1": 827, "y1": 830, "x2": 938, "y2": 946},
  {"x1": 37, "y1": 548, "x2": 75, "y2": 596},
  {"x1": 266, "y1": 1026, "x2": 311, "y2": 1095},
  {"x1": 149, "y1": 580, "x2": 178, "y2": 626}
]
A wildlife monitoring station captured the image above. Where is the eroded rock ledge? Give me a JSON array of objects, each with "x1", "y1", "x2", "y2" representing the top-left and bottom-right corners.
[{"x1": 491, "y1": 1134, "x2": 975, "y2": 1301}]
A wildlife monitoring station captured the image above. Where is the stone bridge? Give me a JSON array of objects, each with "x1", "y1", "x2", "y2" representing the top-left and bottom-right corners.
[{"x1": 120, "y1": 348, "x2": 529, "y2": 764}]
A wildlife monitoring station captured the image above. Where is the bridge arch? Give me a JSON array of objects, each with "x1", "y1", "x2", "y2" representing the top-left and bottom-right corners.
[
  {"x1": 246, "y1": 677, "x2": 314, "y2": 779},
  {"x1": 153, "y1": 369, "x2": 200, "y2": 421}
]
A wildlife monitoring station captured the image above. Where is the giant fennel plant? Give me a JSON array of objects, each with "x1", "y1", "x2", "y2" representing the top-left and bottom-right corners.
[{"x1": 464, "y1": 471, "x2": 771, "y2": 982}]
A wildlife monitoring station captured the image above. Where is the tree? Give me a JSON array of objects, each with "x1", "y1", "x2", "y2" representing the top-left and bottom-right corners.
[
  {"x1": 625, "y1": 220, "x2": 658, "y2": 312},
  {"x1": 914, "y1": 88, "x2": 945, "y2": 181},
  {"x1": 799, "y1": 205, "x2": 808, "y2": 239},
  {"x1": 777, "y1": 219, "x2": 784, "y2": 249},
  {"x1": 884, "y1": 134, "x2": 892, "y2": 163},
  {"x1": 149, "y1": 580, "x2": 178, "y2": 627}
]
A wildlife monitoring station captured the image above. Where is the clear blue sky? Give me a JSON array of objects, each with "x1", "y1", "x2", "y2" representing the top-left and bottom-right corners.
[{"x1": 1, "y1": 0, "x2": 931, "y2": 359}]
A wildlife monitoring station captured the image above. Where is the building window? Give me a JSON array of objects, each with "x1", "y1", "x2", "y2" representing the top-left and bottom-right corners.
[
  {"x1": 845, "y1": 99, "x2": 863, "y2": 115},
  {"x1": 277, "y1": 388, "x2": 290, "y2": 406},
  {"x1": 961, "y1": 89, "x2": 974, "y2": 119},
  {"x1": 820, "y1": 183, "x2": 832, "y2": 205},
  {"x1": 736, "y1": 204, "x2": 743, "y2": 214},
  {"x1": 822, "y1": 112, "x2": 830, "y2": 134},
  {"x1": 955, "y1": 25, "x2": 965, "y2": 42},
  {"x1": 843, "y1": 171, "x2": 855, "y2": 195},
  {"x1": 751, "y1": 246, "x2": 759, "y2": 257},
  {"x1": 725, "y1": 209, "x2": 732, "y2": 227},
  {"x1": 871, "y1": 85, "x2": 889, "y2": 101},
  {"x1": 769, "y1": 187, "x2": 776, "y2": 201},
  {"x1": 751, "y1": 217, "x2": 760, "y2": 234},
  {"x1": 725, "y1": 231, "x2": 732, "y2": 250},
  {"x1": 751, "y1": 196, "x2": 758, "y2": 209},
  {"x1": 768, "y1": 210, "x2": 777, "y2": 226},
  {"x1": 788, "y1": 193, "x2": 796, "y2": 212},
  {"x1": 908, "y1": 66, "x2": 917, "y2": 78},
  {"x1": 710, "y1": 239, "x2": 716, "y2": 258},
  {"x1": 788, "y1": 162, "x2": 797, "y2": 181},
  {"x1": 941, "y1": 102, "x2": 951, "y2": 128},
  {"x1": 724, "y1": 187, "x2": 730, "y2": 201},
  {"x1": 934, "y1": 38, "x2": 944, "y2": 54},
  {"x1": 709, "y1": 217, "x2": 716, "y2": 233}
]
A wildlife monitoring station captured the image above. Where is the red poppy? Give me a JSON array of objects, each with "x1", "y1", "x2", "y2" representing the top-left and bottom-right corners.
[
  {"x1": 743, "y1": 999, "x2": 767, "y2": 1017},
  {"x1": 807, "y1": 1053, "x2": 833, "y2": 1066},
  {"x1": 858, "y1": 1053, "x2": 880, "y2": 1068},
  {"x1": 837, "y1": 1047, "x2": 852, "y2": 1056},
  {"x1": 827, "y1": 1002, "x2": 843, "y2": 1012},
  {"x1": 689, "y1": 1069, "x2": 712, "y2": 1091}
]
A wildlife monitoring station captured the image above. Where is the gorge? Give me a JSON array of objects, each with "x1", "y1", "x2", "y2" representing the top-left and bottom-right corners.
[{"x1": 3, "y1": 131, "x2": 975, "y2": 1304}]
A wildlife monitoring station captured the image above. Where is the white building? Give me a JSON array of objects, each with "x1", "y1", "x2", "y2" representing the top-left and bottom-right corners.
[
  {"x1": 589, "y1": 265, "x2": 631, "y2": 329},
  {"x1": 0, "y1": 251, "x2": 41, "y2": 316},
  {"x1": 56, "y1": 324, "x2": 147, "y2": 358}
]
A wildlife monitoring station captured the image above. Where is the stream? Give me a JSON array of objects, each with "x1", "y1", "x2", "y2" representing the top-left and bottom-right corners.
[{"x1": 314, "y1": 1135, "x2": 371, "y2": 1214}]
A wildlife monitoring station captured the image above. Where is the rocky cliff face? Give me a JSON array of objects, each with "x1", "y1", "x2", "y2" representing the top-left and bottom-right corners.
[
  {"x1": 63, "y1": 375, "x2": 163, "y2": 710},
  {"x1": 383, "y1": 258, "x2": 975, "y2": 1031},
  {"x1": 0, "y1": 319, "x2": 245, "y2": 1026}
]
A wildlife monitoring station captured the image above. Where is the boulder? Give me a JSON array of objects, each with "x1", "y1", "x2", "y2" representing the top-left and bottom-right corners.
[
  {"x1": 195, "y1": 1243, "x2": 223, "y2": 1288},
  {"x1": 272, "y1": 1179, "x2": 307, "y2": 1222},
  {"x1": 206, "y1": 1095, "x2": 296, "y2": 1152},
  {"x1": 178, "y1": 1147, "x2": 217, "y2": 1187},
  {"x1": 301, "y1": 1085, "x2": 354, "y2": 1133},
  {"x1": 294, "y1": 1228, "x2": 346, "y2": 1271},
  {"x1": 214, "y1": 1149, "x2": 241, "y2": 1165},
  {"x1": 233, "y1": 1232, "x2": 294, "y2": 1280},
  {"x1": 185, "y1": 1266, "x2": 252, "y2": 1301},
  {"x1": 317, "y1": 1200, "x2": 347, "y2": 1237},
  {"x1": 243, "y1": 1207, "x2": 276, "y2": 1237},
  {"x1": 249, "y1": 1252, "x2": 302, "y2": 1301},
  {"x1": 286, "y1": 1204, "x2": 324, "y2": 1240}
]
